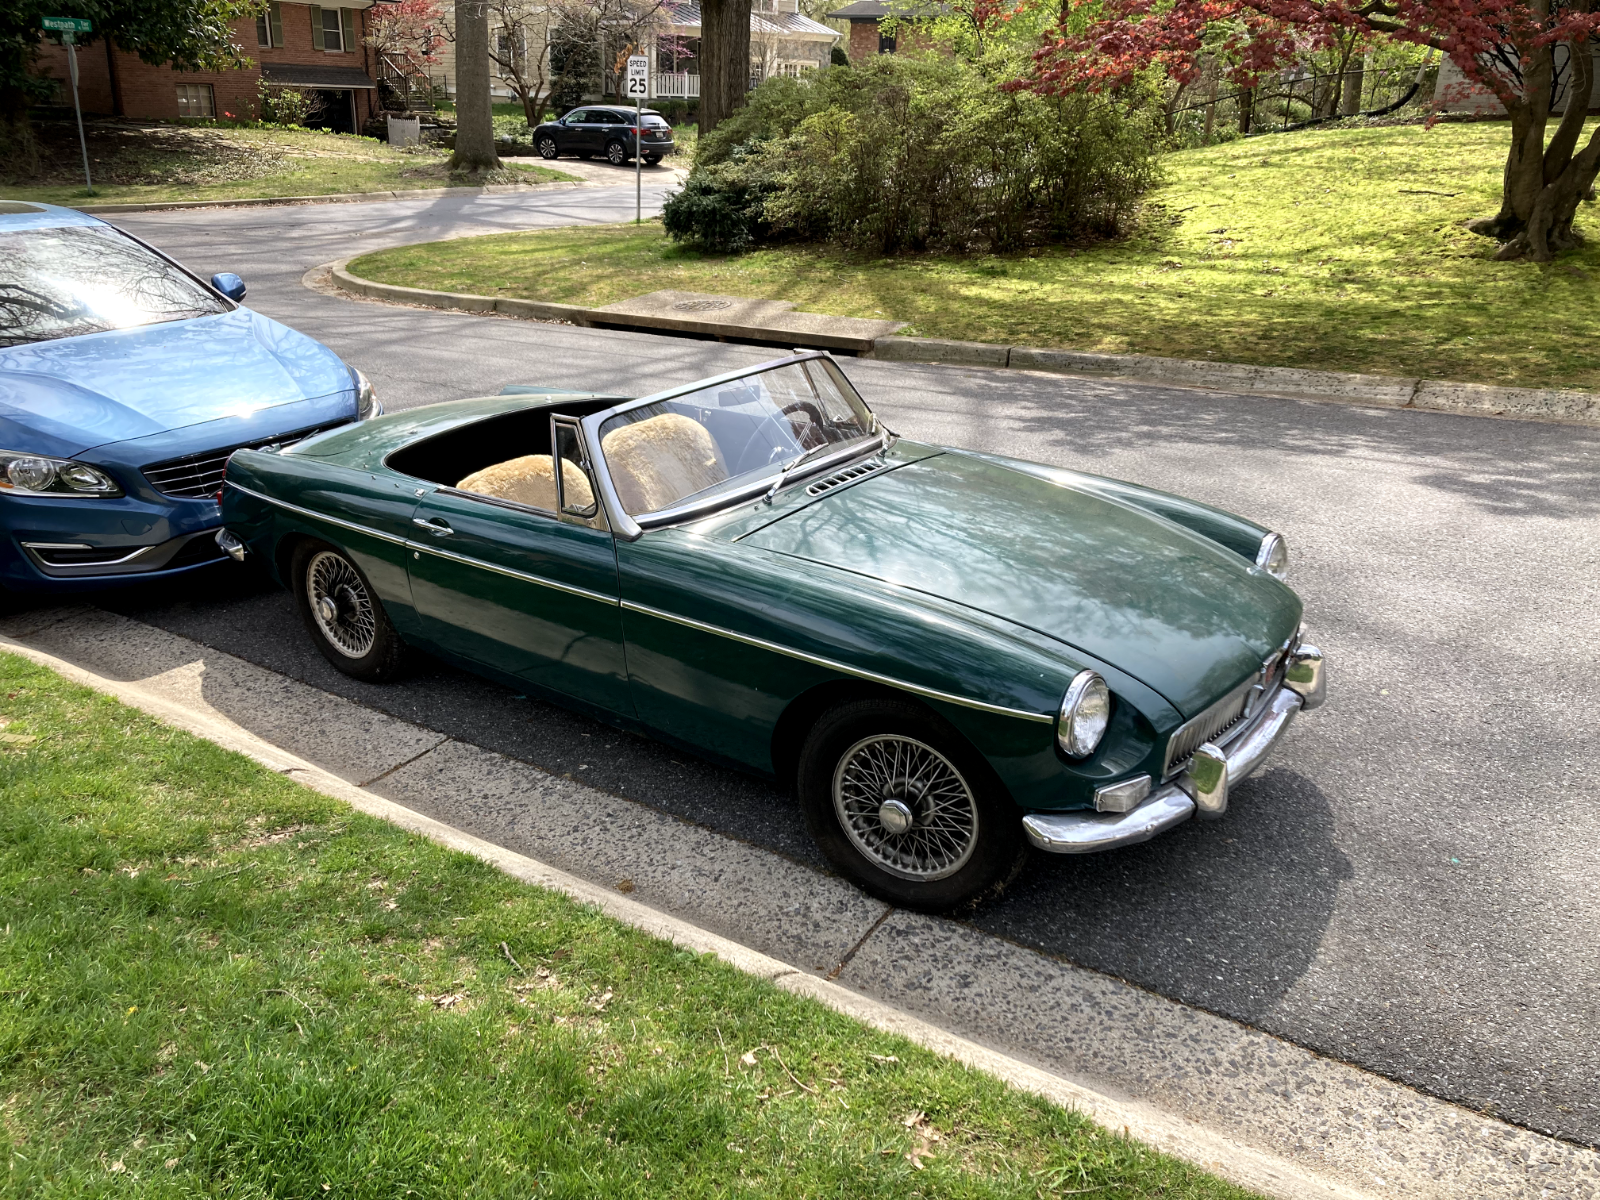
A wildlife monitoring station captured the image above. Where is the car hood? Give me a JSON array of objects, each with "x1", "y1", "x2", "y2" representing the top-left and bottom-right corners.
[
  {"x1": 0, "y1": 308, "x2": 352, "y2": 458},
  {"x1": 740, "y1": 450, "x2": 1302, "y2": 718}
]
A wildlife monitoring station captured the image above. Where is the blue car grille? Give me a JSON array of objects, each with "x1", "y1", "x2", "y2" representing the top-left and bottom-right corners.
[{"x1": 142, "y1": 422, "x2": 343, "y2": 499}]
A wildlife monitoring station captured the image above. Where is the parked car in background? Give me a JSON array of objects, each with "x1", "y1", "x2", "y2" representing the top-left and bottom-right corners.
[
  {"x1": 533, "y1": 108, "x2": 675, "y2": 165},
  {"x1": 0, "y1": 201, "x2": 379, "y2": 599},
  {"x1": 218, "y1": 352, "x2": 1326, "y2": 912}
]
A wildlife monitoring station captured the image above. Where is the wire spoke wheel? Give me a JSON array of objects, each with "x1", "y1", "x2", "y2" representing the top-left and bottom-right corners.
[
  {"x1": 832, "y1": 734, "x2": 979, "y2": 881},
  {"x1": 306, "y1": 550, "x2": 376, "y2": 659}
]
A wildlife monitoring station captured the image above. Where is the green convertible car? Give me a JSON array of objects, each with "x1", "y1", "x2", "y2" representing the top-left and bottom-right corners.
[{"x1": 217, "y1": 351, "x2": 1325, "y2": 910}]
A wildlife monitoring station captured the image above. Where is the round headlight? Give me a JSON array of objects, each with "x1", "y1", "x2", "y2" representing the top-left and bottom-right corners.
[
  {"x1": 6, "y1": 456, "x2": 57, "y2": 492},
  {"x1": 1256, "y1": 531, "x2": 1289, "y2": 581},
  {"x1": 1058, "y1": 670, "x2": 1112, "y2": 759}
]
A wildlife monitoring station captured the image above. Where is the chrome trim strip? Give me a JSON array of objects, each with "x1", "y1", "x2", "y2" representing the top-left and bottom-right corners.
[
  {"x1": 22, "y1": 541, "x2": 151, "y2": 566},
  {"x1": 225, "y1": 481, "x2": 412, "y2": 548},
  {"x1": 229, "y1": 480, "x2": 617, "y2": 606},
  {"x1": 233, "y1": 479, "x2": 1054, "y2": 721},
  {"x1": 409, "y1": 541, "x2": 617, "y2": 606},
  {"x1": 621, "y1": 599, "x2": 1054, "y2": 723}
]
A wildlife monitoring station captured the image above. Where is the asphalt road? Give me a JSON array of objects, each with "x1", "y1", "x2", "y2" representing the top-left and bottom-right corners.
[{"x1": 67, "y1": 184, "x2": 1600, "y2": 1146}]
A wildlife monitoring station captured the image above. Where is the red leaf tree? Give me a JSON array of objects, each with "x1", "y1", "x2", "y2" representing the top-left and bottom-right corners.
[{"x1": 1022, "y1": 0, "x2": 1600, "y2": 260}]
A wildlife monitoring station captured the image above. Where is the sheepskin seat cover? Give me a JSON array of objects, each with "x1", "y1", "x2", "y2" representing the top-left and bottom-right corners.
[
  {"x1": 602, "y1": 412, "x2": 728, "y2": 515},
  {"x1": 456, "y1": 454, "x2": 593, "y2": 512}
]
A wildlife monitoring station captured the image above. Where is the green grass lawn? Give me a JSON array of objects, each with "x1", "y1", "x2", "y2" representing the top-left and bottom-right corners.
[
  {"x1": 0, "y1": 652, "x2": 1254, "y2": 1199},
  {"x1": 349, "y1": 121, "x2": 1600, "y2": 391},
  {"x1": 0, "y1": 123, "x2": 578, "y2": 207}
]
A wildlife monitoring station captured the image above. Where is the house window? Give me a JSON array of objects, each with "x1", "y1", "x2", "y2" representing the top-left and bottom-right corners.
[
  {"x1": 255, "y1": 2, "x2": 283, "y2": 47},
  {"x1": 175, "y1": 84, "x2": 216, "y2": 118},
  {"x1": 878, "y1": 30, "x2": 897, "y2": 53},
  {"x1": 311, "y1": 6, "x2": 355, "y2": 52}
]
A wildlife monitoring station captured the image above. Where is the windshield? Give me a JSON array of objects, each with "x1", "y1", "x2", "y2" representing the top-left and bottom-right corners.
[
  {"x1": 598, "y1": 358, "x2": 876, "y2": 517},
  {"x1": 0, "y1": 225, "x2": 230, "y2": 348}
]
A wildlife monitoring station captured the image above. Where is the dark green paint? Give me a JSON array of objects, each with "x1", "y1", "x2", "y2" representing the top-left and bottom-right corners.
[{"x1": 220, "y1": 392, "x2": 1302, "y2": 815}]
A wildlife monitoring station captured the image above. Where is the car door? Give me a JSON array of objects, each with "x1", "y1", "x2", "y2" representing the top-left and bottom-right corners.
[
  {"x1": 405, "y1": 418, "x2": 631, "y2": 717},
  {"x1": 593, "y1": 109, "x2": 626, "y2": 155},
  {"x1": 557, "y1": 109, "x2": 592, "y2": 154}
]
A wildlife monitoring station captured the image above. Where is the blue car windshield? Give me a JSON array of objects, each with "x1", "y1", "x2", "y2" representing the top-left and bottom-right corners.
[
  {"x1": 598, "y1": 358, "x2": 877, "y2": 517},
  {"x1": 0, "y1": 225, "x2": 229, "y2": 348}
]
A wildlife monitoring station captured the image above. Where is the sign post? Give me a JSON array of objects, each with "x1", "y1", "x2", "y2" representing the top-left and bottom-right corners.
[
  {"x1": 626, "y1": 54, "x2": 649, "y2": 224},
  {"x1": 42, "y1": 17, "x2": 95, "y2": 195}
]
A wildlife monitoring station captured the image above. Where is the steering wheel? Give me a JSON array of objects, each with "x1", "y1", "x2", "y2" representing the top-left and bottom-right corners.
[
  {"x1": 780, "y1": 400, "x2": 829, "y2": 448},
  {"x1": 730, "y1": 413, "x2": 814, "y2": 475}
]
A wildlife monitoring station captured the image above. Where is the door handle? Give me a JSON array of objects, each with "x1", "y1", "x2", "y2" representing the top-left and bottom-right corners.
[{"x1": 412, "y1": 517, "x2": 454, "y2": 536}]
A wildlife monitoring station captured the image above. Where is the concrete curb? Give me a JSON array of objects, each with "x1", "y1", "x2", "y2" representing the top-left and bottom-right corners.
[
  {"x1": 0, "y1": 627, "x2": 1371, "y2": 1200},
  {"x1": 867, "y1": 336, "x2": 1600, "y2": 427},
  {"x1": 324, "y1": 259, "x2": 1600, "y2": 427},
  {"x1": 73, "y1": 180, "x2": 586, "y2": 216}
]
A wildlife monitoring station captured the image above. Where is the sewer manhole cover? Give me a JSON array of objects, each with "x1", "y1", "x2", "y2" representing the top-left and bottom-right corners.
[{"x1": 673, "y1": 299, "x2": 734, "y2": 312}]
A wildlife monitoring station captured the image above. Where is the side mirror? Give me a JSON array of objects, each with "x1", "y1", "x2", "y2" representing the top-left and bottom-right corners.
[{"x1": 211, "y1": 272, "x2": 246, "y2": 302}]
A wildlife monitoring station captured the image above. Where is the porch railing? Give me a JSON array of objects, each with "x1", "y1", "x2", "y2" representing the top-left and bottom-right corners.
[{"x1": 652, "y1": 72, "x2": 700, "y2": 98}]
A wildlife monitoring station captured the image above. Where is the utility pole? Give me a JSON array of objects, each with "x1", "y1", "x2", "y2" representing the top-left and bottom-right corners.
[{"x1": 43, "y1": 16, "x2": 95, "y2": 194}]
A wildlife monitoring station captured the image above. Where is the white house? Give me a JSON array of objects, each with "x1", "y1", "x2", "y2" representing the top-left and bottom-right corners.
[{"x1": 423, "y1": 0, "x2": 838, "y2": 106}]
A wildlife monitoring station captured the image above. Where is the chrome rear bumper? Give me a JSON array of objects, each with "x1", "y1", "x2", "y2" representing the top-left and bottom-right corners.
[{"x1": 1022, "y1": 653, "x2": 1318, "y2": 855}]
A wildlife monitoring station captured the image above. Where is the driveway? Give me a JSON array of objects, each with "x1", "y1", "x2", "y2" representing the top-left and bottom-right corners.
[{"x1": 73, "y1": 186, "x2": 1600, "y2": 1149}]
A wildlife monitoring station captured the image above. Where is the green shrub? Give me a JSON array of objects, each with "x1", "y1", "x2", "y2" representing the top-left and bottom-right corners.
[
  {"x1": 660, "y1": 157, "x2": 778, "y2": 252},
  {"x1": 672, "y1": 54, "x2": 1161, "y2": 255}
]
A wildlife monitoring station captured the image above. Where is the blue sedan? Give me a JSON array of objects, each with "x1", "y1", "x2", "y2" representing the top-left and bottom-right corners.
[{"x1": 0, "y1": 201, "x2": 378, "y2": 597}]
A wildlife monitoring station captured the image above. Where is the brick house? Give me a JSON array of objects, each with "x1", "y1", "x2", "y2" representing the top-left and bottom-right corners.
[
  {"x1": 32, "y1": 2, "x2": 383, "y2": 134},
  {"x1": 825, "y1": 0, "x2": 940, "y2": 62}
]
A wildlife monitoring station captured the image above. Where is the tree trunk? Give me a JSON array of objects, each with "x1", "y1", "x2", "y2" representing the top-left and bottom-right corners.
[
  {"x1": 450, "y1": 0, "x2": 501, "y2": 173},
  {"x1": 698, "y1": 0, "x2": 751, "y2": 137},
  {"x1": 1468, "y1": 40, "x2": 1600, "y2": 260},
  {"x1": 1237, "y1": 86, "x2": 1253, "y2": 134},
  {"x1": 1340, "y1": 54, "x2": 1365, "y2": 116}
]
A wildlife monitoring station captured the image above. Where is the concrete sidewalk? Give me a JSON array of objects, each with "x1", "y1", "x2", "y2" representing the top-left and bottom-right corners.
[{"x1": 3, "y1": 604, "x2": 1596, "y2": 1200}]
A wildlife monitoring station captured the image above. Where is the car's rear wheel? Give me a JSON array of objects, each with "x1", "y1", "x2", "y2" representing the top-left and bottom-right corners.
[
  {"x1": 605, "y1": 139, "x2": 628, "y2": 165},
  {"x1": 292, "y1": 540, "x2": 408, "y2": 683},
  {"x1": 796, "y1": 698, "x2": 1027, "y2": 912},
  {"x1": 644, "y1": 154, "x2": 661, "y2": 165},
  {"x1": 536, "y1": 135, "x2": 559, "y2": 159}
]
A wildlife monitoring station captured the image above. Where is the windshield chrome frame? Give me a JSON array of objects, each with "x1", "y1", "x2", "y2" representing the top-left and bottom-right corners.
[{"x1": 580, "y1": 350, "x2": 886, "y2": 542}]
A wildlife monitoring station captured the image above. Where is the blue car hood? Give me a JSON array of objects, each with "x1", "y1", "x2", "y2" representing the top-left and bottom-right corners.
[{"x1": 0, "y1": 308, "x2": 353, "y2": 458}]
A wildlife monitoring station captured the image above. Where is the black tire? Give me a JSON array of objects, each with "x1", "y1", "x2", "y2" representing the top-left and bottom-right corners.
[
  {"x1": 291, "y1": 540, "x2": 408, "y2": 683},
  {"x1": 536, "y1": 135, "x2": 559, "y2": 160},
  {"x1": 796, "y1": 698, "x2": 1027, "y2": 913},
  {"x1": 644, "y1": 154, "x2": 661, "y2": 165},
  {"x1": 605, "y1": 139, "x2": 628, "y2": 166}
]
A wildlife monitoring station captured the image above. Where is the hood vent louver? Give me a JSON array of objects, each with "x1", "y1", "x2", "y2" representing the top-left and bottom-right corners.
[{"x1": 806, "y1": 458, "x2": 886, "y2": 497}]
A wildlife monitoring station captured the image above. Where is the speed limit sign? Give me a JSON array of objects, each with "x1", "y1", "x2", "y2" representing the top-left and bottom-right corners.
[{"x1": 625, "y1": 55, "x2": 648, "y2": 98}]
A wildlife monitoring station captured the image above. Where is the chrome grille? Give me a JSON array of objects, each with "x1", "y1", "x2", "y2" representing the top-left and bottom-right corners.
[
  {"x1": 142, "y1": 423, "x2": 342, "y2": 499},
  {"x1": 806, "y1": 459, "x2": 885, "y2": 496},
  {"x1": 1163, "y1": 680, "x2": 1254, "y2": 778},
  {"x1": 1162, "y1": 649, "x2": 1292, "y2": 778}
]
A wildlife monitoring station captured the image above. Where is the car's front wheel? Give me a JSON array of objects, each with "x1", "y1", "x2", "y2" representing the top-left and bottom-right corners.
[
  {"x1": 292, "y1": 541, "x2": 408, "y2": 683},
  {"x1": 605, "y1": 139, "x2": 628, "y2": 166},
  {"x1": 536, "y1": 135, "x2": 559, "y2": 159},
  {"x1": 796, "y1": 698, "x2": 1027, "y2": 912}
]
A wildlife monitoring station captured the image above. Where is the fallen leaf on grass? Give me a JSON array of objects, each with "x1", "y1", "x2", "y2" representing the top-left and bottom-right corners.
[
  {"x1": 0, "y1": 733, "x2": 37, "y2": 746},
  {"x1": 739, "y1": 1050, "x2": 759, "y2": 1068},
  {"x1": 589, "y1": 989, "x2": 613, "y2": 1012}
]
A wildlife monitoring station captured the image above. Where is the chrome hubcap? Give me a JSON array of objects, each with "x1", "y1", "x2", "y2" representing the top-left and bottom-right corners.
[
  {"x1": 307, "y1": 551, "x2": 376, "y2": 659},
  {"x1": 833, "y1": 734, "x2": 979, "y2": 881}
]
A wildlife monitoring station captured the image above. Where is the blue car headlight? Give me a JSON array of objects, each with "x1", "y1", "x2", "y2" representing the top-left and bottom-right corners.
[
  {"x1": 0, "y1": 450, "x2": 121, "y2": 497},
  {"x1": 353, "y1": 369, "x2": 382, "y2": 421}
]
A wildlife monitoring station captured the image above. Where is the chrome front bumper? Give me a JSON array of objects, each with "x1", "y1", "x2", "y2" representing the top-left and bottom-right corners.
[{"x1": 1023, "y1": 645, "x2": 1324, "y2": 855}]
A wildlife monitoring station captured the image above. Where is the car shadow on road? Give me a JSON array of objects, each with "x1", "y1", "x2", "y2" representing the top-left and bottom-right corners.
[
  {"x1": 72, "y1": 562, "x2": 1354, "y2": 1028},
  {"x1": 971, "y1": 767, "x2": 1353, "y2": 1026}
]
